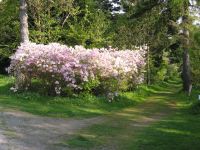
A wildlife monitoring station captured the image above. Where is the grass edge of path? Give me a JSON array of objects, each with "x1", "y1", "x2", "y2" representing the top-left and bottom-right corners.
[{"x1": 65, "y1": 80, "x2": 200, "y2": 150}]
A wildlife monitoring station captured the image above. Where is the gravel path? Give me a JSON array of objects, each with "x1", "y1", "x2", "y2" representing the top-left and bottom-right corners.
[{"x1": 0, "y1": 109, "x2": 103, "y2": 150}]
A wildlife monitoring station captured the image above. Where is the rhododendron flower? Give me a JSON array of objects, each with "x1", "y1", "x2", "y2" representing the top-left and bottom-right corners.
[{"x1": 8, "y1": 42, "x2": 147, "y2": 95}]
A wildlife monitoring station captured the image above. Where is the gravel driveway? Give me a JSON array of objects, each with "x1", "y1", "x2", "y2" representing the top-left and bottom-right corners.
[{"x1": 0, "y1": 109, "x2": 103, "y2": 150}]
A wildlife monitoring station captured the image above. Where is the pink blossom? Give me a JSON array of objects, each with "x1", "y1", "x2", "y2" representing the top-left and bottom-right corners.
[{"x1": 8, "y1": 42, "x2": 147, "y2": 94}]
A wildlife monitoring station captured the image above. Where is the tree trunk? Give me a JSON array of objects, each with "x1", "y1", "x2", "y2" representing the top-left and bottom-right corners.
[
  {"x1": 182, "y1": 48, "x2": 192, "y2": 94},
  {"x1": 147, "y1": 45, "x2": 151, "y2": 85},
  {"x1": 181, "y1": 15, "x2": 192, "y2": 95},
  {"x1": 16, "y1": 0, "x2": 30, "y2": 90},
  {"x1": 19, "y1": 0, "x2": 29, "y2": 43}
]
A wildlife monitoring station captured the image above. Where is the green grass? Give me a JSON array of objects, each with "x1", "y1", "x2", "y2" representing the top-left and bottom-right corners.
[
  {"x1": 67, "y1": 135, "x2": 99, "y2": 148},
  {"x1": 66, "y1": 79, "x2": 200, "y2": 150},
  {"x1": 127, "y1": 113, "x2": 200, "y2": 150},
  {"x1": 2, "y1": 75, "x2": 200, "y2": 149},
  {"x1": 188, "y1": 88, "x2": 200, "y2": 115},
  {"x1": 121, "y1": 89, "x2": 200, "y2": 150},
  {"x1": 0, "y1": 75, "x2": 157, "y2": 118}
]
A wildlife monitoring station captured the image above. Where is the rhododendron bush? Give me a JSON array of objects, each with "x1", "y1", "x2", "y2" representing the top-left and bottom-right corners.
[{"x1": 8, "y1": 43, "x2": 146, "y2": 96}]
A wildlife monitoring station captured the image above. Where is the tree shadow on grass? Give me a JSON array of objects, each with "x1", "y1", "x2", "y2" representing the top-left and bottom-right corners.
[
  {"x1": 0, "y1": 80, "x2": 146, "y2": 118},
  {"x1": 0, "y1": 76, "x2": 184, "y2": 119},
  {"x1": 126, "y1": 112, "x2": 200, "y2": 150}
]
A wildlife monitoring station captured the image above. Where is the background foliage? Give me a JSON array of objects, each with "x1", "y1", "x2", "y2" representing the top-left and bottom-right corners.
[{"x1": 0, "y1": 0, "x2": 199, "y2": 87}]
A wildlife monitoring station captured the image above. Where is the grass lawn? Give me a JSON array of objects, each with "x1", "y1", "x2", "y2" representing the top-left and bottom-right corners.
[
  {"x1": 122, "y1": 90, "x2": 200, "y2": 150},
  {"x1": 1, "y1": 75, "x2": 200, "y2": 150},
  {"x1": 65, "y1": 80, "x2": 200, "y2": 150},
  {"x1": 128, "y1": 112, "x2": 200, "y2": 150},
  {"x1": 0, "y1": 75, "x2": 158, "y2": 118}
]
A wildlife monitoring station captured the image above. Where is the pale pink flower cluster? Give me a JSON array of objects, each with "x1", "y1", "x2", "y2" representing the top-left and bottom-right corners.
[{"x1": 8, "y1": 43, "x2": 146, "y2": 94}]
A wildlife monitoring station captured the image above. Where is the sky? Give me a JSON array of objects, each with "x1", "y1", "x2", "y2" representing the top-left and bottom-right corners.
[
  {"x1": 189, "y1": 0, "x2": 200, "y2": 26},
  {"x1": 109, "y1": 0, "x2": 200, "y2": 26},
  {"x1": 109, "y1": 0, "x2": 125, "y2": 14}
]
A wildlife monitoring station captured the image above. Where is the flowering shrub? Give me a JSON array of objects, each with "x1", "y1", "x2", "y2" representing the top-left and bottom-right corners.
[{"x1": 8, "y1": 43, "x2": 147, "y2": 96}]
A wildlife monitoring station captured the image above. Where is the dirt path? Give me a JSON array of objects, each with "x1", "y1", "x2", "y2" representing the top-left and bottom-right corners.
[
  {"x1": 0, "y1": 109, "x2": 103, "y2": 150},
  {"x1": 0, "y1": 83, "x2": 179, "y2": 150}
]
